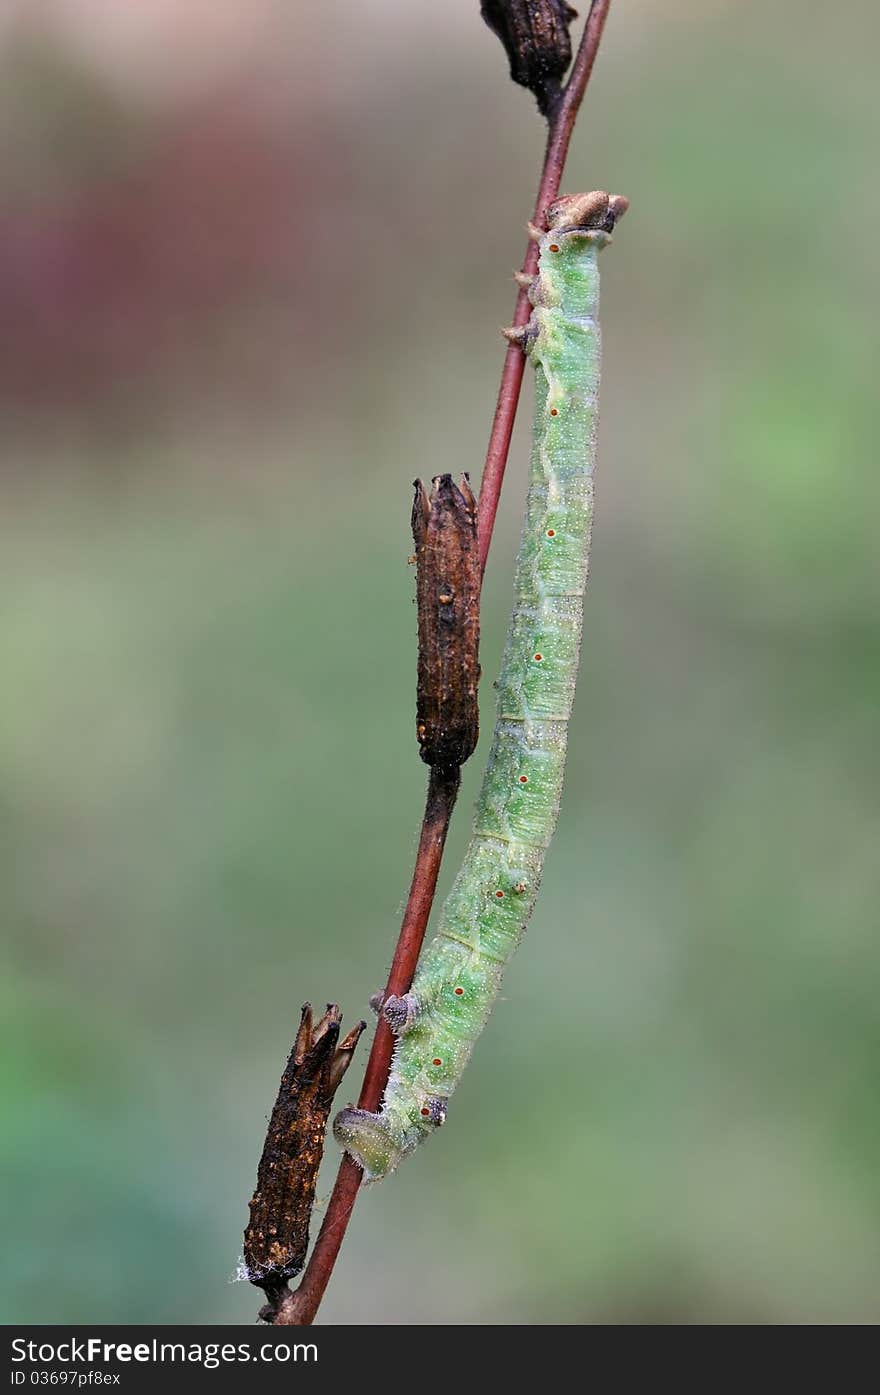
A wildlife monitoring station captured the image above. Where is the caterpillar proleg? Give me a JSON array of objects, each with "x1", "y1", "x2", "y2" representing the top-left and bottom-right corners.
[{"x1": 335, "y1": 190, "x2": 627, "y2": 1181}]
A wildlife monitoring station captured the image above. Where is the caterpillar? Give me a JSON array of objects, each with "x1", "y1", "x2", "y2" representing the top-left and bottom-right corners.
[{"x1": 334, "y1": 190, "x2": 628, "y2": 1181}]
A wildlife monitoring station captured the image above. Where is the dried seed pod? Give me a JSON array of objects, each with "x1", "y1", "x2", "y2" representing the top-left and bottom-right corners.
[
  {"x1": 412, "y1": 473, "x2": 480, "y2": 770},
  {"x1": 244, "y1": 1003, "x2": 364, "y2": 1299},
  {"x1": 480, "y1": 0, "x2": 578, "y2": 115}
]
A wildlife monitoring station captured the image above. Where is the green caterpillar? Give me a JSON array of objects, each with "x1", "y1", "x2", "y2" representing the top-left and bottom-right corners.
[{"x1": 335, "y1": 190, "x2": 628, "y2": 1181}]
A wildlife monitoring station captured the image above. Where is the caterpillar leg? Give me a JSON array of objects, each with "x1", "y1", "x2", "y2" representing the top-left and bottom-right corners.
[
  {"x1": 501, "y1": 324, "x2": 528, "y2": 347},
  {"x1": 333, "y1": 1107, "x2": 404, "y2": 1183},
  {"x1": 382, "y1": 992, "x2": 421, "y2": 1033},
  {"x1": 368, "y1": 991, "x2": 421, "y2": 1031}
]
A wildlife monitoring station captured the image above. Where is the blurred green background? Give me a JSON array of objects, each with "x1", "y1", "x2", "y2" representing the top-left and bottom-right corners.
[{"x1": 2, "y1": 1, "x2": 878, "y2": 1324}]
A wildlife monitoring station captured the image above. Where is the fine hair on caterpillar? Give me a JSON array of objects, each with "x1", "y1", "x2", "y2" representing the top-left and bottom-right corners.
[{"x1": 334, "y1": 191, "x2": 627, "y2": 1182}]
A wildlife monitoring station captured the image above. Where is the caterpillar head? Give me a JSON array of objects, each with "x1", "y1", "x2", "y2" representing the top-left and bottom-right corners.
[
  {"x1": 545, "y1": 191, "x2": 629, "y2": 237},
  {"x1": 333, "y1": 1107, "x2": 405, "y2": 1183}
]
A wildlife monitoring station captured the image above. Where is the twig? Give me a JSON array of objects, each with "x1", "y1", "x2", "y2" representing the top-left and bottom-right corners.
[
  {"x1": 269, "y1": 0, "x2": 613, "y2": 1326},
  {"x1": 271, "y1": 766, "x2": 460, "y2": 1325}
]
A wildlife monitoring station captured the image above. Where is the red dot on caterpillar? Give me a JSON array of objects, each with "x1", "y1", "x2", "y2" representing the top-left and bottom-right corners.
[
  {"x1": 546, "y1": 529, "x2": 556, "y2": 537},
  {"x1": 533, "y1": 653, "x2": 544, "y2": 663},
  {"x1": 549, "y1": 408, "x2": 559, "y2": 416},
  {"x1": 519, "y1": 775, "x2": 529, "y2": 784},
  {"x1": 454, "y1": 986, "x2": 464, "y2": 996},
  {"x1": 548, "y1": 243, "x2": 560, "y2": 253},
  {"x1": 495, "y1": 889, "x2": 505, "y2": 899},
  {"x1": 420, "y1": 1107, "x2": 431, "y2": 1117},
  {"x1": 432, "y1": 1058, "x2": 442, "y2": 1066}
]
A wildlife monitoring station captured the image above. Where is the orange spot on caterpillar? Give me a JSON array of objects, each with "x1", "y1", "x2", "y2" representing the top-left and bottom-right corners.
[
  {"x1": 454, "y1": 986, "x2": 464, "y2": 996},
  {"x1": 533, "y1": 653, "x2": 544, "y2": 663},
  {"x1": 420, "y1": 1107, "x2": 431, "y2": 1117},
  {"x1": 549, "y1": 408, "x2": 559, "y2": 416},
  {"x1": 548, "y1": 244, "x2": 560, "y2": 253},
  {"x1": 432, "y1": 1058, "x2": 442, "y2": 1066},
  {"x1": 546, "y1": 529, "x2": 556, "y2": 537},
  {"x1": 495, "y1": 889, "x2": 505, "y2": 899},
  {"x1": 519, "y1": 775, "x2": 529, "y2": 784}
]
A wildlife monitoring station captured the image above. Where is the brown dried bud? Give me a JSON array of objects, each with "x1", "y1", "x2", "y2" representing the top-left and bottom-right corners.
[
  {"x1": 480, "y1": 0, "x2": 578, "y2": 116},
  {"x1": 244, "y1": 1004, "x2": 365, "y2": 1299},
  {"x1": 412, "y1": 473, "x2": 480, "y2": 770}
]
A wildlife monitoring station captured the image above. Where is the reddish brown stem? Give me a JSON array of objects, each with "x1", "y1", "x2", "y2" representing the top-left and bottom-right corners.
[
  {"x1": 356, "y1": 765, "x2": 461, "y2": 1112},
  {"x1": 272, "y1": 0, "x2": 613, "y2": 1326},
  {"x1": 273, "y1": 765, "x2": 459, "y2": 1326},
  {"x1": 477, "y1": 0, "x2": 613, "y2": 574}
]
